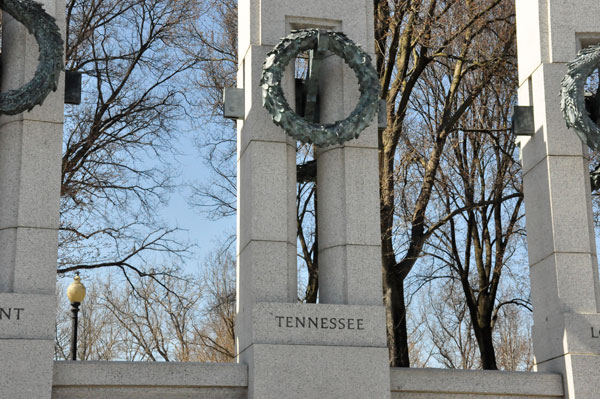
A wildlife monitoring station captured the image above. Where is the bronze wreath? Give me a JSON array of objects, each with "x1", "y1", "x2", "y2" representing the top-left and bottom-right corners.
[
  {"x1": 261, "y1": 29, "x2": 379, "y2": 147},
  {"x1": 561, "y1": 45, "x2": 600, "y2": 150},
  {"x1": 0, "y1": 0, "x2": 63, "y2": 115}
]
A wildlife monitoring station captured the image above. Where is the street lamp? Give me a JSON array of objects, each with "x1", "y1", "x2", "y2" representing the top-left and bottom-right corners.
[{"x1": 66, "y1": 272, "x2": 86, "y2": 361}]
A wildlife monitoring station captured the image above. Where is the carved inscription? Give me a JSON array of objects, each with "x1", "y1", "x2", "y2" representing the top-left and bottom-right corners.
[
  {"x1": 592, "y1": 327, "x2": 600, "y2": 338},
  {"x1": 0, "y1": 308, "x2": 24, "y2": 320},
  {"x1": 275, "y1": 316, "x2": 365, "y2": 330}
]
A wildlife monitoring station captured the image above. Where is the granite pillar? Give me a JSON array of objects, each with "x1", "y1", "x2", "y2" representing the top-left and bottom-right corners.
[
  {"x1": 516, "y1": 1, "x2": 600, "y2": 397},
  {"x1": 0, "y1": 1, "x2": 65, "y2": 398},
  {"x1": 235, "y1": 1, "x2": 390, "y2": 398}
]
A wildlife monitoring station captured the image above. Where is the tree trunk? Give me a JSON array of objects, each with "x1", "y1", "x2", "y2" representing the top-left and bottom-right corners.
[
  {"x1": 305, "y1": 247, "x2": 318, "y2": 304},
  {"x1": 382, "y1": 253, "x2": 409, "y2": 367},
  {"x1": 380, "y1": 128, "x2": 410, "y2": 367},
  {"x1": 474, "y1": 322, "x2": 498, "y2": 370},
  {"x1": 304, "y1": 182, "x2": 318, "y2": 303}
]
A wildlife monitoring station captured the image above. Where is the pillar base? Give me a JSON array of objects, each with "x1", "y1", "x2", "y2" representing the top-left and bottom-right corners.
[
  {"x1": 242, "y1": 343, "x2": 390, "y2": 399},
  {"x1": 537, "y1": 354, "x2": 600, "y2": 399},
  {"x1": 0, "y1": 293, "x2": 56, "y2": 399},
  {"x1": 236, "y1": 302, "x2": 390, "y2": 399}
]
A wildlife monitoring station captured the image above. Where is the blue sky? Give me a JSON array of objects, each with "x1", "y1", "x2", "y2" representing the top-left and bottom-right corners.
[{"x1": 159, "y1": 127, "x2": 236, "y2": 271}]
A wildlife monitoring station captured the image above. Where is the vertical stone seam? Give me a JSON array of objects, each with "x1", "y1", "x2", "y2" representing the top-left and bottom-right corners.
[
  {"x1": 10, "y1": 127, "x2": 25, "y2": 293},
  {"x1": 544, "y1": 0, "x2": 552, "y2": 63},
  {"x1": 258, "y1": 0, "x2": 262, "y2": 45},
  {"x1": 342, "y1": 147, "x2": 349, "y2": 304},
  {"x1": 288, "y1": 140, "x2": 298, "y2": 302}
]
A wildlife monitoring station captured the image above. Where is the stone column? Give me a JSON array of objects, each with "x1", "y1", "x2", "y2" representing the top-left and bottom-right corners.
[
  {"x1": 0, "y1": 1, "x2": 65, "y2": 398},
  {"x1": 236, "y1": 1, "x2": 390, "y2": 398},
  {"x1": 317, "y1": 43, "x2": 382, "y2": 307},
  {"x1": 235, "y1": 0, "x2": 300, "y2": 382},
  {"x1": 516, "y1": 1, "x2": 600, "y2": 397}
]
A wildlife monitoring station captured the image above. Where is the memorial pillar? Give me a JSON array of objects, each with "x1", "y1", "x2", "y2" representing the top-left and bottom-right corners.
[
  {"x1": 316, "y1": 42, "x2": 383, "y2": 307},
  {"x1": 235, "y1": 1, "x2": 390, "y2": 398},
  {"x1": 0, "y1": 1, "x2": 65, "y2": 398},
  {"x1": 516, "y1": 1, "x2": 600, "y2": 397}
]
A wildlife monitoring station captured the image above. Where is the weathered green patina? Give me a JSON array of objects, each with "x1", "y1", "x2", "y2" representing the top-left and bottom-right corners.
[
  {"x1": 561, "y1": 45, "x2": 600, "y2": 150},
  {"x1": 0, "y1": 0, "x2": 63, "y2": 115},
  {"x1": 261, "y1": 29, "x2": 379, "y2": 147}
]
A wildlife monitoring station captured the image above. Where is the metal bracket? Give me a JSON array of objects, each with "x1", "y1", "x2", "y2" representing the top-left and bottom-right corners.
[
  {"x1": 378, "y1": 99, "x2": 387, "y2": 131},
  {"x1": 303, "y1": 30, "x2": 328, "y2": 123},
  {"x1": 511, "y1": 106, "x2": 535, "y2": 136},
  {"x1": 64, "y1": 70, "x2": 82, "y2": 105},
  {"x1": 223, "y1": 88, "x2": 245, "y2": 120}
]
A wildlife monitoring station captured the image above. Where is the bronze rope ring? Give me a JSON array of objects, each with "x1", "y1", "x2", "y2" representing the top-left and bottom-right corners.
[
  {"x1": 261, "y1": 29, "x2": 379, "y2": 147},
  {"x1": 0, "y1": 0, "x2": 63, "y2": 115},
  {"x1": 561, "y1": 45, "x2": 600, "y2": 150}
]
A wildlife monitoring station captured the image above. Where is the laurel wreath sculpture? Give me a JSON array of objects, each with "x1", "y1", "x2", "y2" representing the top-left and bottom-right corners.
[
  {"x1": 261, "y1": 29, "x2": 379, "y2": 147},
  {"x1": 560, "y1": 45, "x2": 600, "y2": 150},
  {"x1": 0, "y1": 0, "x2": 64, "y2": 115}
]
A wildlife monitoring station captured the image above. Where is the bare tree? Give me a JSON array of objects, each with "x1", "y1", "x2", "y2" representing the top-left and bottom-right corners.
[
  {"x1": 55, "y1": 277, "x2": 126, "y2": 360},
  {"x1": 59, "y1": 0, "x2": 218, "y2": 279},
  {"x1": 296, "y1": 145, "x2": 318, "y2": 303},
  {"x1": 405, "y1": 307, "x2": 433, "y2": 368},
  {"x1": 193, "y1": 245, "x2": 236, "y2": 362},
  {"x1": 55, "y1": 0, "x2": 241, "y2": 363},
  {"x1": 415, "y1": 279, "x2": 532, "y2": 370},
  {"x1": 420, "y1": 281, "x2": 479, "y2": 369},
  {"x1": 493, "y1": 293, "x2": 533, "y2": 371},
  {"x1": 55, "y1": 244, "x2": 238, "y2": 362},
  {"x1": 187, "y1": 0, "x2": 238, "y2": 220},
  {"x1": 426, "y1": 85, "x2": 526, "y2": 370},
  {"x1": 96, "y1": 273, "x2": 203, "y2": 361},
  {"x1": 374, "y1": 0, "x2": 516, "y2": 366}
]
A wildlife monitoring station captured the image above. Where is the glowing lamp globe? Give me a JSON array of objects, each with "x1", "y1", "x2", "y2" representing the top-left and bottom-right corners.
[{"x1": 67, "y1": 275, "x2": 86, "y2": 303}]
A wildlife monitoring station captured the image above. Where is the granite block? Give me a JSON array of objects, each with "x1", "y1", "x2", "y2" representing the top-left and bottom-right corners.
[
  {"x1": 537, "y1": 354, "x2": 600, "y2": 399},
  {"x1": 522, "y1": 156, "x2": 596, "y2": 267},
  {"x1": 546, "y1": 0, "x2": 600, "y2": 63},
  {"x1": 248, "y1": 302, "x2": 387, "y2": 347},
  {"x1": 237, "y1": 140, "x2": 296, "y2": 251},
  {"x1": 0, "y1": 227, "x2": 59, "y2": 294},
  {"x1": 52, "y1": 387, "x2": 247, "y2": 399},
  {"x1": 237, "y1": 45, "x2": 293, "y2": 156},
  {"x1": 520, "y1": 65, "x2": 588, "y2": 177},
  {"x1": 237, "y1": 241, "x2": 297, "y2": 306},
  {"x1": 0, "y1": 120, "x2": 62, "y2": 230},
  {"x1": 319, "y1": 244, "x2": 382, "y2": 306},
  {"x1": 530, "y1": 253, "x2": 599, "y2": 325},
  {"x1": 515, "y1": 0, "x2": 545, "y2": 85},
  {"x1": 0, "y1": 293, "x2": 56, "y2": 339},
  {"x1": 245, "y1": 343, "x2": 390, "y2": 399},
  {"x1": 390, "y1": 367, "x2": 563, "y2": 397},
  {"x1": 316, "y1": 147, "x2": 380, "y2": 250},
  {"x1": 52, "y1": 361, "x2": 248, "y2": 387},
  {"x1": 52, "y1": 362, "x2": 248, "y2": 399},
  {"x1": 0, "y1": 339, "x2": 54, "y2": 399},
  {"x1": 239, "y1": 0, "x2": 373, "y2": 49}
]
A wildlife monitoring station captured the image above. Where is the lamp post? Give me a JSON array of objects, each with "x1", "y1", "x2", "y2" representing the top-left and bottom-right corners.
[{"x1": 66, "y1": 273, "x2": 86, "y2": 361}]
